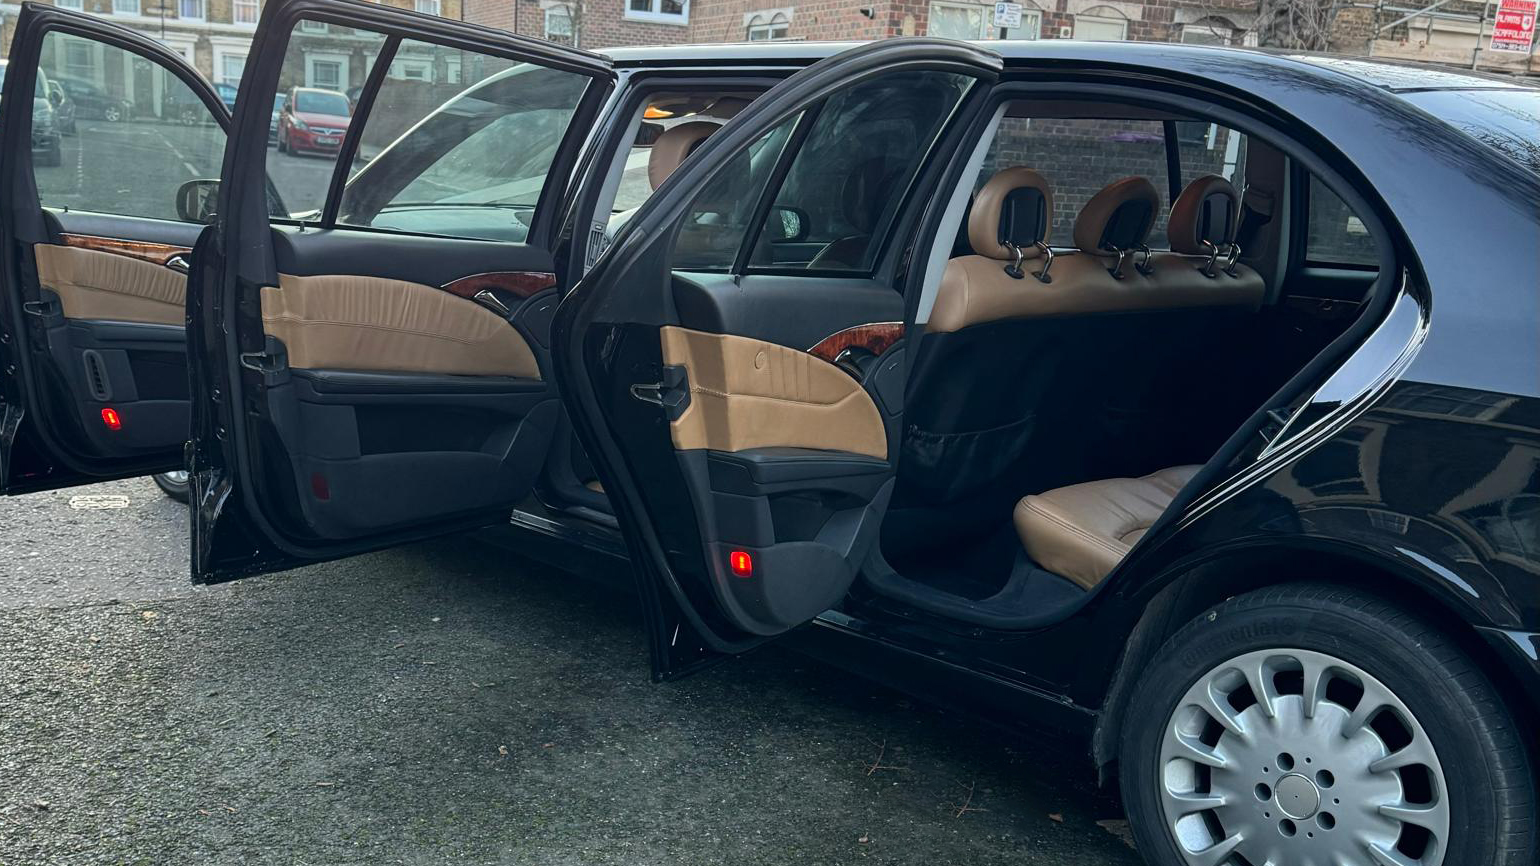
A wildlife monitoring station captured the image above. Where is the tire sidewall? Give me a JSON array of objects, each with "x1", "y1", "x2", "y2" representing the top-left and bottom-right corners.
[{"x1": 1120, "y1": 596, "x2": 1504, "y2": 866}]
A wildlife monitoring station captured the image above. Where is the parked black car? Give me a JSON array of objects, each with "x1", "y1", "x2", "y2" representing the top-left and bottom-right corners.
[
  {"x1": 0, "y1": 61, "x2": 62, "y2": 166},
  {"x1": 52, "y1": 73, "x2": 129, "y2": 122},
  {"x1": 2, "y1": 3, "x2": 1537, "y2": 865}
]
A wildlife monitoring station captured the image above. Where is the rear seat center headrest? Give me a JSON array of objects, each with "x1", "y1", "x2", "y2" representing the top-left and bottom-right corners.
[
  {"x1": 1073, "y1": 177, "x2": 1160, "y2": 257},
  {"x1": 1168, "y1": 174, "x2": 1240, "y2": 255},
  {"x1": 968, "y1": 167, "x2": 1054, "y2": 262}
]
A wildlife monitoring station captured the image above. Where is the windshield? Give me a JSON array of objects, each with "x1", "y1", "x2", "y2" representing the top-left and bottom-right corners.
[
  {"x1": 1402, "y1": 88, "x2": 1540, "y2": 176},
  {"x1": 295, "y1": 90, "x2": 349, "y2": 116}
]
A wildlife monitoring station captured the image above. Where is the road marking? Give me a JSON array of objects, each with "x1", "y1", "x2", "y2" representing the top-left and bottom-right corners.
[{"x1": 68, "y1": 494, "x2": 131, "y2": 510}]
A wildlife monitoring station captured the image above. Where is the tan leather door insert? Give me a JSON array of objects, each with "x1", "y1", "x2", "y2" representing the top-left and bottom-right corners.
[
  {"x1": 262, "y1": 273, "x2": 541, "y2": 380},
  {"x1": 660, "y1": 326, "x2": 887, "y2": 459},
  {"x1": 34, "y1": 243, "x2": 187, "y2": 326}
]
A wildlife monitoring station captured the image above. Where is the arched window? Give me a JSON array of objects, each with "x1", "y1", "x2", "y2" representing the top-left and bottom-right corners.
[{"x1": 747, "y1": 10, "x2": 791, "y2": 40}]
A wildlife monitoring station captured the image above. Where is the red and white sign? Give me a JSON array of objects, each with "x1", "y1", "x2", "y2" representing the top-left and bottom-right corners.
[{"x1": 1490, "y1": 0, "x2": 1537, "y2": 53}]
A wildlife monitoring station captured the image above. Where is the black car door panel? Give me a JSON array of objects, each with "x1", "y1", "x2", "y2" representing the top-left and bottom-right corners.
[
  {"x1": 187, "y1": 0, "x2": 613, "y2": 580},
  {"x1": 553, "y1": 39, "x2": 1001, "y2": 679},
  {"x1": 0, "y1": 4, "x2": 230, "y2": 493}
]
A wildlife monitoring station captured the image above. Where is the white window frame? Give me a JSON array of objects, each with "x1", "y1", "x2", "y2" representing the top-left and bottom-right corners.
[
  {"x1": 112, "y1": 0, "x2": 141, "y2": 16},
  {"x1": 234, "y1": 0, "x2": 259, "y2": 26},
  {"x1": 54, "y1": 0, "x2": 85, "y2": 10},
  {"x1": 299, "y1": 19, "x2": 329, "y2": 33},
  {"x1": 415, "y1": 0, "x2": 442, "y2": 15},
  {"x1": 444, "y1": 55, "x2": 462, "y2": 84},
  {"x1": 62, "y1": 38, "x2": 96, "y2": 80},
  {"x1": 745, "y1": 10, "x2": 791, "y2": 40},
  {"x1": 389, "y1": 54, "x2": 434, "y2": 82},
  {"x1": 178, "y1": 0, "x2": 205, "y2": 21},
  {"x1": 1072, "y1": 14, "x2": 1127, "y2": 40},
  {"x1": 218, "y1": 52, "x2": 246, "y2": 86},
  {"x1": 625, "y1": 0, "x2": 688, "y2": 26},
  {"x1": 1179, "y1": 22, "x2": 1232, "y2": 44},
  {"x1": 543, "y1": 4, "x2": 576, "y2": 45},
  {"x1": 306, "y1": 53, "x2": 348, "y2": 91}
]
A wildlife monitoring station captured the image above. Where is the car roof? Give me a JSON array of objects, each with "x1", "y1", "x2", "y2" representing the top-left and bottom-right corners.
[{"x1": 602, "y1": 39, "x2": 1540, "y2": 95}]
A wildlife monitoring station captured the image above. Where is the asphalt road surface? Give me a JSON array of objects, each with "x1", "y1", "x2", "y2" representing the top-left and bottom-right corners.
[
  {"x1": 36, "y1": 118, "x2": 348, "y2": 218},
  {"x1": 1, "y1": 497, "x2": 1148, "y2": 865}
]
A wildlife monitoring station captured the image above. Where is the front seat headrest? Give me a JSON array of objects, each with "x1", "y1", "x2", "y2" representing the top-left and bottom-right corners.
[
  {"x1": 1168, "y1": 174, "x2": 1240, "y2": 255},
  {"x1": 1073, "y1": 177, "x2": 1161, "y2": 257},
  {"x1": 967, "y1": 167, "x2": 1053, "y2": 261},
  {"x1": 648, "y1": 121, "x2": 720, "y2": 190},
  {"x1": 841, "y1": 158, "x2": 896, "y2": 235}
]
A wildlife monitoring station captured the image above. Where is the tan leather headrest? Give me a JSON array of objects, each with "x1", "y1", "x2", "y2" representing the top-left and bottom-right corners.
[
  {"x1": 1073, "y1": 177, "x2": 1160, "y2": 257},
  {"x1": 1168, "y1": 174, "x2": 1239, "y2": 255},
  {"x1": 648, "y1": 121, "x2": 720, "y2": 190},
  {"x1": 968, "y1": 167, "x2": 1053, "y2": 261}
]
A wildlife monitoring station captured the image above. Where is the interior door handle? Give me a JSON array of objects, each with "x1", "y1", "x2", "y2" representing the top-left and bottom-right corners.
[{"x1": 165, "y1": 253, "x2": 192, "y2": 274}]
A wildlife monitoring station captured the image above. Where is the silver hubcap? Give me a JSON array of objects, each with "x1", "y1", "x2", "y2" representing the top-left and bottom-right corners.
[
  {"x1": 161, "y1": 470, "x2": 189, "y2": 484},
  {"x1": 1159, "y1": 648, "x2": 1449, "y2": 866}
]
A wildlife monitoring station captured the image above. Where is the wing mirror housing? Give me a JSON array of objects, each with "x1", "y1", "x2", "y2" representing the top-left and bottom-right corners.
[
  {"x1": 175, "y1": 179, "x2": 220, "y2": 224},
  {"x1": 766, "y1": 205, "x2": 809, "y2": 243}
]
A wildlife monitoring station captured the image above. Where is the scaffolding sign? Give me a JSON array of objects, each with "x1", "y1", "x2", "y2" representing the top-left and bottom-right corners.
[{"x1": 1490, "y1": 0, "x2": 1537, "y2": 52}]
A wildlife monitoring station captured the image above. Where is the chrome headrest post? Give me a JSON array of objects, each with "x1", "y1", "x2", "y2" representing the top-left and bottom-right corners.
[
  {"x1": 1198, "y1": 239, "x2": 1221, "y2": 278},
  {"x1": 1223, "y1": 243, "x2": 1243, "y2": 277},
  {"x1": 1135, "y1": 244, "x2": 1155, "y2": 277},
  {"x1": 1032, "y1": 241, "x2": 1054, "y2": 284},
  {"x1": 1108, "y1": 247, "x2": 1131, "y2": 280},
  {"x1": 1003, "y1": 242, "x2": 1025, "y2": 280}
]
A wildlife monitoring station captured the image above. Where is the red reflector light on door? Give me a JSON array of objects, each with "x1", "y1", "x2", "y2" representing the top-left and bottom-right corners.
[
  {"x1": 100, "y1": 407, "x2": 122, "y2": 430},
  {"x1": 729, "y1": 550, "x2": 753, "y2": 577}
]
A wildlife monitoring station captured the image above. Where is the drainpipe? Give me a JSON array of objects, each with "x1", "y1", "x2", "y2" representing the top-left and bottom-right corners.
[{"x1": 1472, "y1": 0, "x2": 1491, "y2": 69}]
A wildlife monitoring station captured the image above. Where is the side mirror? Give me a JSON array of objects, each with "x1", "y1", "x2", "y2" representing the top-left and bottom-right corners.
[
  {"x1": 176, "y1": 179, "x2": 220, "y2": 224},
  {"x1": 766, "y1": 205, "x2": 808, "y2": 243},
  {"x1": 49, "y1": 90, "x2": 62, "y2": 107}
]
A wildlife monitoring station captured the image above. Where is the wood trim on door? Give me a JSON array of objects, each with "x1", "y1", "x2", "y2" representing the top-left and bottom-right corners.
[{"x1": 59, "y1": 234, "x2": 191, "y2": 266}]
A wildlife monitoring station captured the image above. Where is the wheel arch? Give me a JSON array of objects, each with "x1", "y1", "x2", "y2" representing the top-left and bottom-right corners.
[{"x1": 1089, "y1": 539, "x2": 1540, "y2": 783}]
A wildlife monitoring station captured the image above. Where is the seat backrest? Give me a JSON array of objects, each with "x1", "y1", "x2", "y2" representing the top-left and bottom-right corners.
[{"x1": 648, "y1": 121, "x2": 720, "y2": 191}]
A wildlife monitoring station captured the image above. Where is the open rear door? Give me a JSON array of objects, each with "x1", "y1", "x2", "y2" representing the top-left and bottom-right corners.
[
  {"x1": 552, "y1": 39, "x2": 1000, "y2": 679},
  {"x1": 188, "y1": 0, "x2": 613, "y2": 581},
  {"x1": 0, "y1": 3, "x2": 231, "y2": 494}
]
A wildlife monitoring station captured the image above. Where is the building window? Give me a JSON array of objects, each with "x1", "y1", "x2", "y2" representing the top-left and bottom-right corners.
[
  {"x1": 390, "y1": 56, "x2": 433, "y2": 81},
  {"x1": 219, "y1": 53, "x2": 246, "y2": 86},
  {"x1": 415, "y1": 0, "x2": 442, "y2": 15},
  {"x1": 1072, "y1": 13, "x2": 1127, "y2": 40},
  {"x1": 444, "y1": 56, "x2": 462, "y2": 84},
  {"x1": 300, "y1": 19, "x2": 328, "y2": 32},
  {"x1": 926, "y1": 2, "x2": 1039, "y2": 39},
  {"x1": 64, "y1": 39, "x2": 95, "y2": 78},
  {"x1": 746, "y1": 11, "x2": 790, "y2": 40},
  {"x1": 112, "y1": 0, "x2": 140, "y2": 15},
  {"x1": 179, "y1": 0, "x2": 205, "y2": 19},
  {"x1": 545, "y1": 5, "x2": 575, "y2": 45},
  {"x1": 309, "y1": 58, "x2": 344, "y2": 90},
  {"x1": 626, "y1": 0, "x2": 687, "y2": 25},
  {"x1": 234, "y1": 0, "x2": 259, "y2": 25},
  {"x1": 55, "y1": 0, "x2": 83, "y2": 9}
]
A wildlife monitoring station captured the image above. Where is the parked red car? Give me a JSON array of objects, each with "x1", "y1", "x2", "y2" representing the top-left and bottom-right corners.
[{"x1": 276, "y1": 85, "x2": 350, "y2": 156}]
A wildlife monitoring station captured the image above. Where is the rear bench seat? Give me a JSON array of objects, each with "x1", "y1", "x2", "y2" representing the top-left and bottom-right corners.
[{"x1": 999, "y1": 173, "x2": 1262, "y2": 589}]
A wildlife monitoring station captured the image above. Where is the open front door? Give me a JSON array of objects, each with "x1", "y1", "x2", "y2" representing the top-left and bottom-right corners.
[
  {"x1": 553, "y1": 40, "x2": 1000, "y2": 679},
  {"x1": 0, "y1": 4, "x2": 231, "y2": 494},
  {"x1": 189, "y1": 0, "x2": 613, "y2": 581}
]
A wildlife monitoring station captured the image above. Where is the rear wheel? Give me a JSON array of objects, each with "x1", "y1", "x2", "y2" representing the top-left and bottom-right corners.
[
  {"x1": 1119, "y1": 584, "x2": 1536, "y2": 866},
  {"x1": 152, "y1": 471, "x2": 189, "y2": 503},
  {"x1": 103, "y1": 102, "x2": 124, "y2": 123}
]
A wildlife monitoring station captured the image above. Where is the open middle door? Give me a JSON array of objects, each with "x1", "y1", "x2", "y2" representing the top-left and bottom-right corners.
[
  {"x1": 552, "y1": 39, "x2": 1001, "y2": 679},
  {"x1": 188, "y1": 0, "x2": 614, "y2": 581}
]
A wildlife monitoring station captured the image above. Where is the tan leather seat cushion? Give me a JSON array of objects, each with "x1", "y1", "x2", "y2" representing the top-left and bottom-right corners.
[
  {"x1": 262, "y1": 273, "x2": 540, "y2": 379},
  {"x1": 34, "y1": 243, "x2": 186, "y2": 326},
  {"x1": 1013, "y1": 465, "x2": 1200, "y2": 589}
]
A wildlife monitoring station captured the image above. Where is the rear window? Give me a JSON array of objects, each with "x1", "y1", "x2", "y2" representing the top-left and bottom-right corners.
[
  {"x1": 1400, "y1": 88, "x2": 1540, "y2": 177},
  {"x1": 295, "y1": 90, "x2": 349, "y2": 116},
  {"x1": 1306, "y1": 176, "x2": 1379, "y2": 268}
]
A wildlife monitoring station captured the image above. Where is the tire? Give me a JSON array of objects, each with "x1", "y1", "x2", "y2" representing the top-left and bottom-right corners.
[
  {"x1": 152, "y1": 470, "x2": 190, "y2": 503},
  {"x1": 180, "y1": 107, "x2": 200, "y2": 126},
  {"x1": 38, "y1": 138, "x2": 62, "y2": 168},
  {"x1": 1118, "y1": 583, "x2": 1536, "y2": 866},
  {"x1": 103, "y1": 102, "x2": 124, "y2": 123}
]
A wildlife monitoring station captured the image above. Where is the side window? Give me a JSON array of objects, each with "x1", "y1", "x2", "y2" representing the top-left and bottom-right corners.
[
  {"x1": 1306, "y1": 175, "x2": 1379, "y2": 267},
  {"x1": 266, "y1": 22, "x2": 385, "y2": 217},
  {"x1": 671, "y1": 115, "x2": 798, "y2": 271},
  {"x1": 33, "y1": 32, "x2": 224, "y2": 221},
  {"x1": 747, "y1": 70, "x2": 975, "y2": 272},
  {"x1": 337, "y1": 41, "x2": 594, "y2": 242}
]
